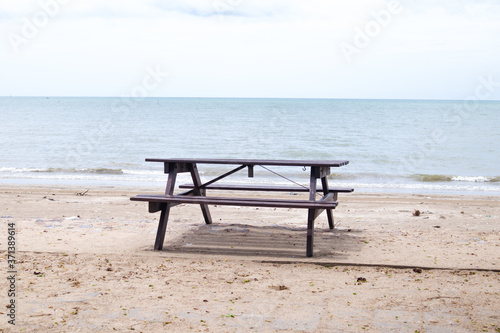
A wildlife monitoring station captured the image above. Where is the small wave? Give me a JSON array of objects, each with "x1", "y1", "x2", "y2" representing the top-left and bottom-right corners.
[
  {"x1": 0, "y1": 167, "x2": 37, "y2": 173},
  {"x1": 451, "y1": 176, "x2": 490, "y2": 183},
  {"x1": 328, "y1": 172, "x2": 395, "y2": 180},
  {"x1": 340, "y1": 182, "x2": 500, "y2": 193},
  {"x1": 34, "y1": 168, "x2": 124, "y2": 175},
  {"x1": 415, "y1": 174, "x2": 496, "y2": 183},
  {"x1": 415, "y1": 174, "x2": 453, "y2": 182},
  {"x1": 122, "y1": 169, "x2": 163, "y2": 175}
]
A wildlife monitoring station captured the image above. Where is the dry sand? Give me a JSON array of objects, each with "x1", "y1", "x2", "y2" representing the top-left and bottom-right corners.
[{"x1": 1, "y1": 185, "x2": 499, "y2": 332}]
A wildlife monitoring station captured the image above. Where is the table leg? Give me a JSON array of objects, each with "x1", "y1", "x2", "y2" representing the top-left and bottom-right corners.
[
  {"x1": 165, "y1": 163, "x2": 178, "y2": 195},
  {"x1": 321, "y1": 176, "x2": 335, "y2": 229},
  {"x1": 151, "y1": 165, "x2": 179, "y2": 250},
  {"x1": 306, "y1": 208, "x2": 315, "y2": 257},
  {"x1": 309, "y1": 167, "x2": 317, "y2": 201},
  {"x1": 306, "y1": 168, "x2": 319, "y2": 256},
  {"x1": 189, "y1": 163, "x2": 213, "y2": 224},
  {"x1": 306, "y1": 167, "x2": 334, "y2": 256},
  {"x1": 154, "y1": 203, "x2": 171, "y2": 250}
]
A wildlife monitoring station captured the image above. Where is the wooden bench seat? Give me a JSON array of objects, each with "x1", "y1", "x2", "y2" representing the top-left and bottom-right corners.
[
  {"x1": 178, "y1": 183, "x2": 354, "y2": 193},
  {"x1": 131, "y1": 192, "x2": 338, "y2": 256},
  {"x1": 131, "y1": 194, "x2": 338, "y2": 210}
]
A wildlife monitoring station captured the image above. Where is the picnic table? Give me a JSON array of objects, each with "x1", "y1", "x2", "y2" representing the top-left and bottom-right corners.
[{"x1": 131, "y1": 158, "x2": 352, "y2": 257}]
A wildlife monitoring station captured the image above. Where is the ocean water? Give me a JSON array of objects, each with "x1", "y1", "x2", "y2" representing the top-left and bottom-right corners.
[{"x1": 1, "y1": 97, "x2": 499, "y2": 194}]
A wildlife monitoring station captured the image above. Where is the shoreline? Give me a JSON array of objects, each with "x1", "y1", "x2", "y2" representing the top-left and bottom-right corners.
[
  {"x1": 1, "y1": 178, "x2": 500, "y2": 196},
  {"x1": 2, "y1": 184, "x2": 499, "y2": 331}
]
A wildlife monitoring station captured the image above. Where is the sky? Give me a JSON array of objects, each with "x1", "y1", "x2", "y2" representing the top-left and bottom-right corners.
[{"x1": 1, "y1": 0, "x2": 499, "y2": 100}]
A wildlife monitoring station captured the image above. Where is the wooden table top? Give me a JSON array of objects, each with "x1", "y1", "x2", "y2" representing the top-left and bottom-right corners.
[{"x1": 146, "y1": 158, "x2": 349, "y2": 167}]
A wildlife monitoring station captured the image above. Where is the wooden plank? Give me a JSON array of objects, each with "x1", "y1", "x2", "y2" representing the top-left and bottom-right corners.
[
  {"x1": 130, "y1": 194, "x2": 338, "y2": 209},
  {"x1": 311, "y1": 166, "x2": 331, "y2": 179},
  {"x1": 306, "y1": 208, "x2": 315, "y2": 257},
  {"x1": 154, "y1": 203, "x2": 171, "y2": 250},
  {"x1": 165, "y1": 165, "x2": 177, "y2": 195},
  {"x1": 247, "y1": 165, "x2": 254, "y2": 178},
  {"x1": 164, "y1": 162, "x2": 191, "y2": 173},
  {"x1": 319, "y1": 167, "x2": 331, "y2": 178},
  {"x1": 321, "y1": 176, "x2": 335, "y2": 229},
  {"x1": 178, "y1": 184, "x2": 354, "y2": 193},
  {"x1": 189, "y1": 163, "x2": 212, "y2": 225},
  {"x1": 309, "y1": 167, "x2": 317, "y2": 201},
  {"x1": 149, "y1": 202, "x2": 164, "y2": 213},
  {"x1": 311, "y1": 192, "x2": 336, "y2": 220},
  {"x1": 146, "y1": 158, "x2": 349, "y2": 168}
]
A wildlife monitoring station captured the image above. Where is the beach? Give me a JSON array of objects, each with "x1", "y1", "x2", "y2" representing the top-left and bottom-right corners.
[{"x1": 1, "y1": 185, "x2": 499, "y2": 332}]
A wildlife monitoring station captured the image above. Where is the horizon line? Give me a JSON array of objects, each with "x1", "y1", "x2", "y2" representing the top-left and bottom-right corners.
[{"x1": 1, "y1": 96, "x2": 499, "y2": 102}]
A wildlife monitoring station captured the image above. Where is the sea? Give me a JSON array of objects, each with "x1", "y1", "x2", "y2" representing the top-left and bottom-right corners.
[{"x1": 1, "y1": 97, "x2": 499, "y2": 195}]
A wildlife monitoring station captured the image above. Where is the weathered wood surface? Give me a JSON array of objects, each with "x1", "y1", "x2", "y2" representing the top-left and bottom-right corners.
[
  {"x1": 146, "y1": 158, "x2": 349, "y2": 167},
  {"x1": 131, "y1": 194, "x2": 338, "y2": 209},
  {"x1": 178, "y1": 184, "x2": 354, "y2": 193}
]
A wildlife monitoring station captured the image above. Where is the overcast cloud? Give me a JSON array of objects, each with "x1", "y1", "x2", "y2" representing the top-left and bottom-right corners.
[{"x1": 1, "y1": 0, "x2": 499, "y2": 99}]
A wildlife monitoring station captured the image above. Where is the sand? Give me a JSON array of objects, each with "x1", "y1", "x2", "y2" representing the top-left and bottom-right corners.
[{"x1": 1, "y1": 185, "x2": 499, "y2": 332}]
